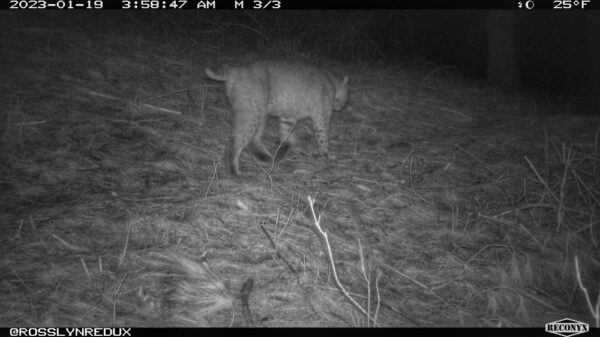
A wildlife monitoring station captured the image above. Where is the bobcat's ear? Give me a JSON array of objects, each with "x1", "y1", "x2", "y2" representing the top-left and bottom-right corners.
[
  {"x1": 205, "y1": 64, "x2": 232, "y2": 81},
  {"x1": 341, "y1": 76, "x2": 349, "y2": 87}
]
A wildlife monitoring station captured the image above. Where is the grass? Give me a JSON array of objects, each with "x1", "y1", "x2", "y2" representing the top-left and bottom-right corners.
[{"x1": 0, "y1": 12, "x2": 598, "y2": 327}]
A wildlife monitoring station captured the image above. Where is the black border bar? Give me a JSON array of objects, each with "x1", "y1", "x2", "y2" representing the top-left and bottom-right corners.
[
  {"x1": 208, "y1": 0, "x2": 594, "y2": 10},
  {"x1": 1, "y1": 326, "x2": 599, "y2": 337},
  {"x1": 3, "y1": 0, "x2": 599, "y2": 10},
  {"x1": 3, "y1": 327, "x2": 595, "y2": 337}
]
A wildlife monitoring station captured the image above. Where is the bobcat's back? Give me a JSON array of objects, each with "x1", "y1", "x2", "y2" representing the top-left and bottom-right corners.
[{"x1": 205, "y1": 60, "x2": 349, "y2": 176}]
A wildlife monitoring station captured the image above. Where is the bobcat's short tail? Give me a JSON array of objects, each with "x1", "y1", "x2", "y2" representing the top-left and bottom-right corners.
[{"x1": 205, "y1": 65, "x2": 228, "y2": 81}]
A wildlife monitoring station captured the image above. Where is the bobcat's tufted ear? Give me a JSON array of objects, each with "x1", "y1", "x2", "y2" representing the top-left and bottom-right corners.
[
  {"x1": 205, "y1": 64, "x2": 234, "y2": 82},
  {"x1": 333, "y1": 75, "x2": 350, "y2": 111},
  {"x1": 341, "y1": 76, "x2": 349, "y2": 87},
  {"x1": 205, "y1": 65, "x2": 226, "y2": 81}
]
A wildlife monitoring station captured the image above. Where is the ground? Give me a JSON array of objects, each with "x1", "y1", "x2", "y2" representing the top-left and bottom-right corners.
[{"x1": 0, "y1": 14, "x2": 598, "y2": 327}]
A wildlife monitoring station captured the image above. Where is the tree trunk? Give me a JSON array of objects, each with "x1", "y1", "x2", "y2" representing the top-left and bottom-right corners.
[
  {"x1": 586, "y1": 11, "x2": 600, "y2": 109},
  {"x1": 486, "y1": 11, "x2": 520, "y2": 89},
  {"x1": 403, "y1": 10, "x2": 416, "y2": 57}
]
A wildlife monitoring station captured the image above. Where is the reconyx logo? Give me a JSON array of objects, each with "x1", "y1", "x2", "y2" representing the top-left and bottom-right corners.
[{"x1": 545, "y1": 318, "x2": 589, "y2": 337}]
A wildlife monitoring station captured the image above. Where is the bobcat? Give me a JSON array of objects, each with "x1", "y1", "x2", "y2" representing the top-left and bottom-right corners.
[{"x1": 205, "y1": 61, "x2": 349, "y2": 176}]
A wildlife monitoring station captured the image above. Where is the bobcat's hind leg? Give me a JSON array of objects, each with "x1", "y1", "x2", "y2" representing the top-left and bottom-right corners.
[
  {"x1": 226, "y1": 118, "x2": 259, "y2": 176},
  {"x1": 274, "y1": 118, "x2": 297, "y2": 162},
  {"x1": 247, "y1": 117, "x2": 272, "y2": 162}
]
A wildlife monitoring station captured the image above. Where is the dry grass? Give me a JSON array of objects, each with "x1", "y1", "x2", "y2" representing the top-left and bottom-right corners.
[{"x1": 1, "y1": 13, "x2": 598, "y2": 327}]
